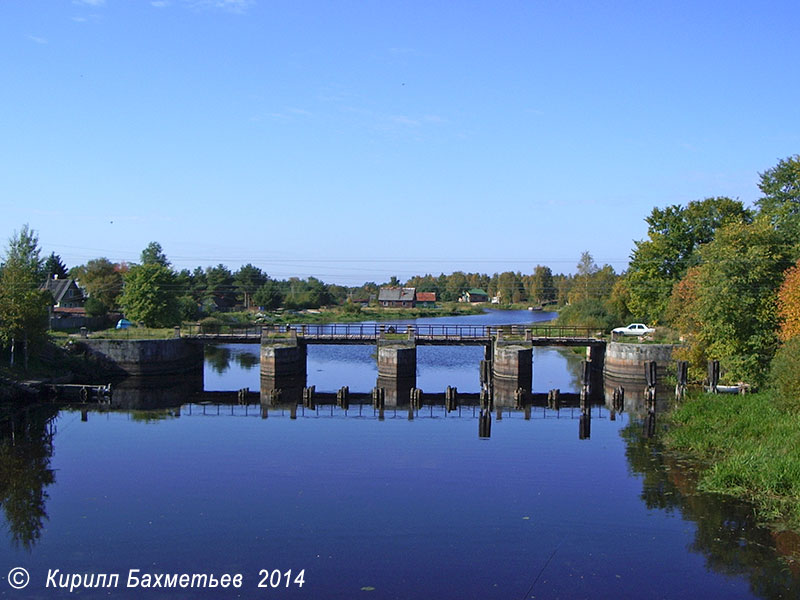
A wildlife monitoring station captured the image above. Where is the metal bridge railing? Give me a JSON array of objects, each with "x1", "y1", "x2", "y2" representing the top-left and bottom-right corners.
[{"x1": 181, "y1": 323, "x2": 600, "y2": 341}]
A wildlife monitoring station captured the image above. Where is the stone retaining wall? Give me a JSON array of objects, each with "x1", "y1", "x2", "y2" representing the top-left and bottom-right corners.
[
  {"x1": 603, "y1": 341, "x2": 678, "y2": 383},
  {"x1": 81, "y1": 339, "x2": 204, "y2": 377}
]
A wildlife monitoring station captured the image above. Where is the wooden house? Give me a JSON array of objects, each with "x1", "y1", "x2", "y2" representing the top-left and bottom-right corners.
[
  {"x1": 463, "y1": 288, "x2": 488, "y2": 303},
  {"x1": 41, "y1": 275, "x2": 85, "y2": 308},
  {"x1": 415, "y1": 291, "x2": 436, "y2": 307},
  {"x1": 378, "y1": 287, "x2": 416, "y2": 308}
]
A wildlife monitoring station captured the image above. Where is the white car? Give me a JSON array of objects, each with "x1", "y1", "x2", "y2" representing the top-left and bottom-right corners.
[{"x1": 611, "y1": 323, "x2": 655, "y2": 336}]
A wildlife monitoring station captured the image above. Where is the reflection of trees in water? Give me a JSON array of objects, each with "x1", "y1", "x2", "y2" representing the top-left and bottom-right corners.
[
  {"x1": 622, "y1": 423, "x2": 800, "y2": 598},
  {"x1": 205, "y1": 345, "x2": 232, "y2": 373},
  {"x1": 130, "y1": 409, "x2": 179, "y2": 423},
  {"x1": 0, "y1": 405, "x2": 58, "y2": 550},
  {"x1": 235, "y1": 351, "x2": 259, "y2": 370},
  {"x1": 205, "y1": 345, "x2": 259, "y2": 374},
  {"x1": 561, "y1": 348, "x2": 585, "y2": 389}
]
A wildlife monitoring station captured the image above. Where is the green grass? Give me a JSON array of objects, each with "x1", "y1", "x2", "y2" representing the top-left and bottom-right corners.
[
  {"x1": 663, "y1": 391, "x2": 800, "y2": 527},
  {"x1": 84, "y1": 327, "x2": 176, "y2": 340}
]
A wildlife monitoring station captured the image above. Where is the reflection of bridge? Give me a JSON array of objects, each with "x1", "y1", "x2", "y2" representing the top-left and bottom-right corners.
[
  {"x1": 181, "y1": 323, "x2": 606, "y2": 408},
  {"x1": 194, "y1": 389, "x2": 597, "y2": 408},
  {"x1": 183, "y1": 323, "x2": 603, "y2": 347}
]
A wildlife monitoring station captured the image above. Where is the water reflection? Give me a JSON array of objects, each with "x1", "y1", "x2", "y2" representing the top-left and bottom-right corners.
[
  {"x1": 109, "y1": 374, "x2": 202, "y2": 409},
  {"x1": 622, "y1": 422, "x2": 800, "y2": 597},
  {"x1": 0, "y1": 406, "x2": 57, "y2": 550},
  {"x1": 205, "y1": 344, "x2": 260, "y2": 373}
]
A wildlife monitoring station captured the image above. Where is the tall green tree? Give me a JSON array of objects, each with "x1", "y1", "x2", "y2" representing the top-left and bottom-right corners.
[
  {"x1": 69, "y1": 258, "x2": 124, "y2": 310},
  {"x1": 233, "y1": 264, "x2": 267, "y2": 306},
  {"x1": 253, "y1": 279, "x2": 284, "y2": 310},
  {"x1": 691, "y1": 219, "x2": 794, "y2": 384},
  {"x1": 140, "y1": 241, "x2": 170, "y2": 267},
  {"x1": 529, "y1": 265, "x2": 556, "y2": 305},
  {"x1": 0, "y1": 227, "x2": 51, "y2": 368},
  {"x1": 118, "y1": 264, "x2": 180, "y2": 327},
  {"x1": 568, "y1": 252, "x2": 617, "y2": 304},
  {"x1": 3, "y1": 225, "x2": 43, "y2": 278},
  {"x1": 204, "y1": 264, "x2": 235, "y2": 308},
  {"x1": 43, "y1": 253, "x2": 68, "y2": 280},
  {"x1": 626, "y1": 197, "x2": 752, "y2": 323},
  {"x1": 444, "y1": 271, "x2": 469, "y2": 301},
  {"x1": 756, "y1": 155, "x2": 800, "y2": 240},
  {"x1": 756, "y1": 155, "x2": 800, "y2": 217}
]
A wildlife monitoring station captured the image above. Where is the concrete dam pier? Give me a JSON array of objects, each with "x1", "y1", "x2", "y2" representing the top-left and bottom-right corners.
[{"x1": 254, "y1": 324, "x2": 607, "y2": 407}]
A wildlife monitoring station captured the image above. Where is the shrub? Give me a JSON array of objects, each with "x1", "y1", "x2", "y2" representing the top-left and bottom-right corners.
[
  {"x1": 84, "y1": 297, "x2": 108, "y2": 317},
  {"x1": 341, "y1": 301, "x2": 362, "y2": 315},
  {"x1": 177, "y1": 296, "x2": 200, "y2": 321},
  {"x1": 556, "y1": 298, "x2": 616, "y2": 331},
  {"x1": 199, "y1": 316, "x2": 223, "y2": 334},
  {"x1": 768, "y1": 336, "x2": 800, "y2": 410}
]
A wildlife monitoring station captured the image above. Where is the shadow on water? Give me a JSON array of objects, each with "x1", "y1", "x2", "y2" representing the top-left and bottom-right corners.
[
  {"x1": 622, "y1": 420, "x2": 800, "y2": 598},
  {"x1": 0, "y1": 405, "x2": 58, "y2": 550}
]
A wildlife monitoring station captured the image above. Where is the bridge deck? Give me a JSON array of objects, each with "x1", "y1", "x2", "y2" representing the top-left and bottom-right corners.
[{"x1": 182, "y1": 323, "x2": 604, "y2": 346}]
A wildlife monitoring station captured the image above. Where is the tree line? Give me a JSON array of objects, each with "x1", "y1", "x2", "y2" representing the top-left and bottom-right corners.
[{"x1": 2, "y1": 155, "x2": 800, "y2": 386}]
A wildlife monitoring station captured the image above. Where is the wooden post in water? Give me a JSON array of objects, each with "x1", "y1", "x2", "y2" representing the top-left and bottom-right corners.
[
  {"x1": 514, "y1": 387, "x2": 526, "y2": 409},
  {"x1": 303, "y1": 385, "x2": 316, "y2": 409},
  {"x1": 480, "y1": 385, "x2": 493, "y2": 411},
  {"x1": 478, "y1": 409, "x2": 492, "y2": 438},
  {"x1": 579, "y1": 413, "x2": 591, "y2": 440},
  {"x1": 641, "y1": 361, "x2": 658, "y2": 436},
  {"x1": 579, "y1": 360, "x2": 591, "y2": 413},
  {"x1": 612, "y1": 386, "x2": 624, "y2": 413},
  {"x1": 445, "y1": 386, "x2": 459, "y2": 412},
  {"x1": 644, "y1": 360, "x2": 657, "y2": 411},
  {"x1": 336, "y1": 386, "x2": 349, "y2": 410},
  {"x1": 410, "y1": 387, "x2": 423, "y2": 409},
  {"x1": 372, "y1": 387, "x2": 385, "y2": 410},
  {"x1": 547, "y1": 388, "x2": 561, "y2": 411},
  {"x1": 676, "y1": 361, "x2": 688, "y2": 401}
]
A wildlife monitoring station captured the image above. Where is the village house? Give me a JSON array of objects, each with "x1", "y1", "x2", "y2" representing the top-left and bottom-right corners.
[
  {"x1": 40, "y1": 275, "x2": 95, "y2": 329},
  {"x1": 41, "y1": 275, "x2": 85, "y2": 309},
  {"x1": 462, "y1": 288, "x2": 489, "y2": 303},
  {"x1": 415, "y1": 291, "x2": 436, "y2": 308},
  {"x1": 378, "y1": 287, "x2": 416, "y2": 308}
]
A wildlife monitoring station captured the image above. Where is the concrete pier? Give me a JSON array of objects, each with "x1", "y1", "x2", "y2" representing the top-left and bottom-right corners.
[
  {"x1": 492, "y1": 341, "x2": 533, "y2": 406},
  {"x1": 260, "y1": 336, "x2": 307, "y2": 404},
  {"x1": 377, "y1": 340, "x2": 416, "y2": 406}
]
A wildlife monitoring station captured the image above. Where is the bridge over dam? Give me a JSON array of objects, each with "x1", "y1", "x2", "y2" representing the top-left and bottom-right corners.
[{"x1": 182, "y1": 323, "x2": 606, "y2": 407}]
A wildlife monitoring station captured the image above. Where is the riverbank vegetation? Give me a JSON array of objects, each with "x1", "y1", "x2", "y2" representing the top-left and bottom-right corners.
[{"x1": 664, "y1": 390, "x2": 800, "y2": 529}]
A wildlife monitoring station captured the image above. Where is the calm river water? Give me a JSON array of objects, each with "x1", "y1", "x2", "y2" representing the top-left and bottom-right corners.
[{"x1": 1, "y1": 310, "x2": 799, "y2": 599}]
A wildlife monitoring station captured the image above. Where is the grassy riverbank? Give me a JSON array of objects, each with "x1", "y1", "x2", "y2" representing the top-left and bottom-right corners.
[
  {"x1": 663, "y1": 391, "x2": 800, "y2": 528},
  {"x1": 271, "y1": 302, "x2": 486, "y2": 324},
  {"x1": 59, "y1": 303, "x2": 488, "y2": 339}
]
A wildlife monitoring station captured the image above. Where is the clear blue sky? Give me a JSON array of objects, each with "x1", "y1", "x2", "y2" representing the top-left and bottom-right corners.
[{"x1": 2, "y1": 0, "x2": 798, "y2": 285}]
